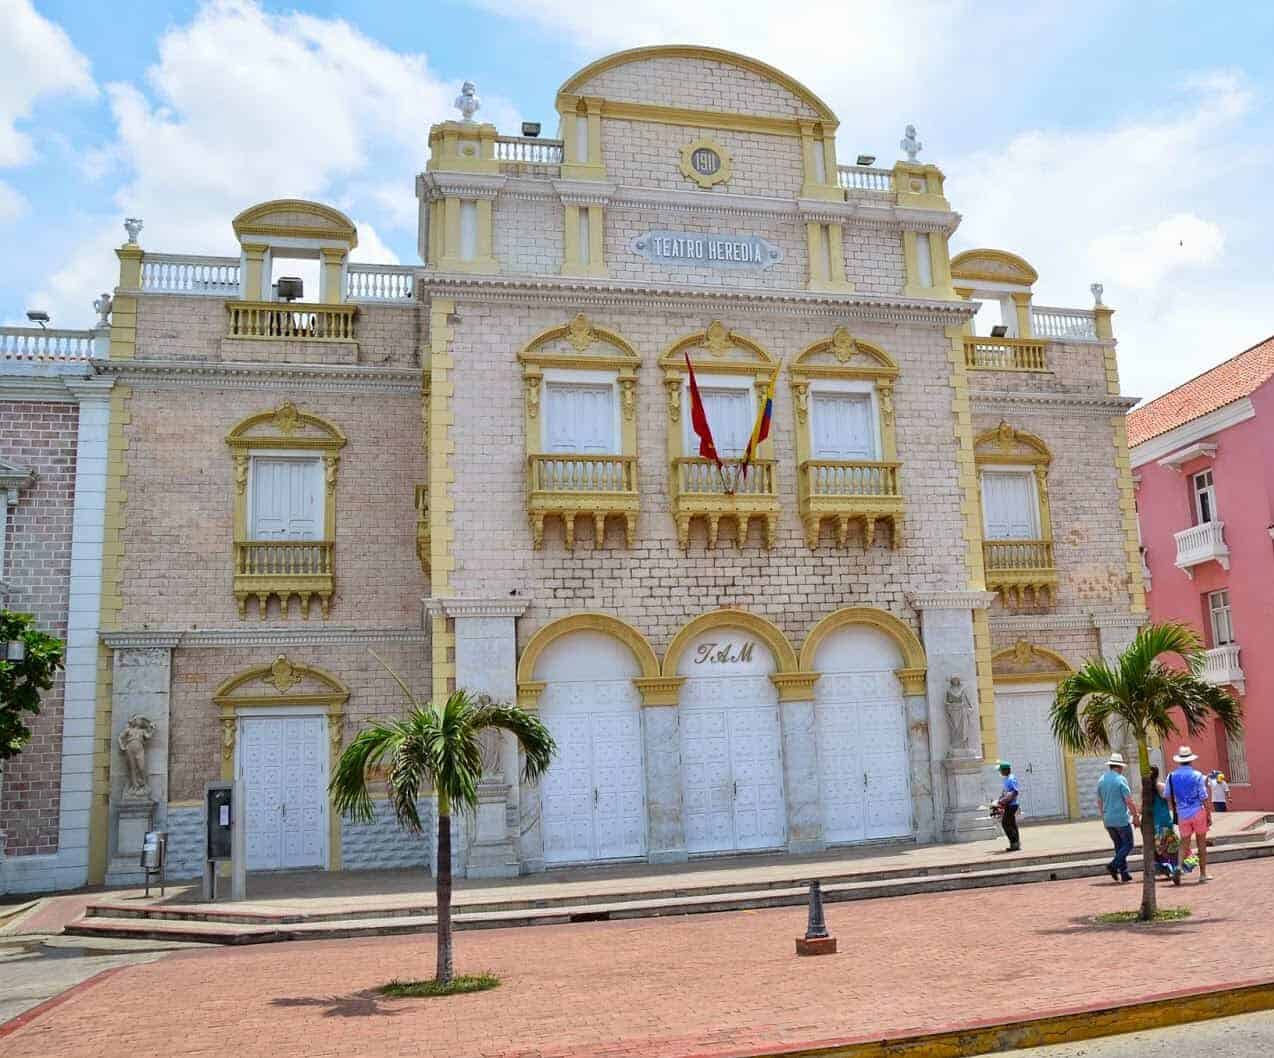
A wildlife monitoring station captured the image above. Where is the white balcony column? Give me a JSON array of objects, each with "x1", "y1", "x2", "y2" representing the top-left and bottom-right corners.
[{"x1": 1173, "y1": 520, "x2": 1229, "y2": 578}]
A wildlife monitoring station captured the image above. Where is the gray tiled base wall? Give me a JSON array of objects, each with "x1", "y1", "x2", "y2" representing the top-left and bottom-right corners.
[{"x1": 163, "y1": 805, "x2": 205, "y2": 880}]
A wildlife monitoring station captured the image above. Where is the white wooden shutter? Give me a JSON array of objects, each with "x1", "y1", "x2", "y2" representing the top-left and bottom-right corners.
[
  {"x1": 811, "y1": 392, "x2": 876, "y2": 459},
  {"x1": 699, "y1": 387, "x2": 752, "y2": 457},
  {"x1": 981, "y1": 470, "x2": 1039, "y2": 539},
  {"x1": 250, "y1": 457, "x2": 322, "y2": 540},
  {"x1": 545, "y1": 382, "x2": 615, "y2": 453}
]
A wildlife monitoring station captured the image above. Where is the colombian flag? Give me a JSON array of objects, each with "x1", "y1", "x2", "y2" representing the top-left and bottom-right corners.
[{"x1": 740, "y1": 370, "x2": 776, "y2": 478}]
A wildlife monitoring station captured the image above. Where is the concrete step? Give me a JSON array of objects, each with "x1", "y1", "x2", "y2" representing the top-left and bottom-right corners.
[
  {"x1": 76, "y1": 823, "x2": 1270, "y2": 928},
  {"x1": 64, "y1": 838, "x2": 1274, "y2": 946}
]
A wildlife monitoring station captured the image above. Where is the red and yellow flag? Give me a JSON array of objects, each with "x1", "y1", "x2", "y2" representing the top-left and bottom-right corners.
[{"x1": 684, "y1": 352, "x2": 721, "y2": 467}]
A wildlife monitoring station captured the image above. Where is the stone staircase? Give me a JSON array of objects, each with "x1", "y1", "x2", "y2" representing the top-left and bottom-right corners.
[{"x1": 66, "y1": 826, "x2": 1274, "y2": 946}]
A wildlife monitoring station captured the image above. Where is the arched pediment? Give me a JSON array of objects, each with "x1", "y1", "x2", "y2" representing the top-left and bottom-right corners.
[
  {"x1": 950, "y1": 249, "x2": 1038, "y2": 288},
  {"x1": 517, "y1": 313, "x2": 640, "y2": 372},
  {"x1": 558, "y1": 45, "x2": 837, "y2": 125},
  {"x1": 232, "y1": 199, "x2": 358, "y2": 249},
  {"x1": 660, "y1": 321, "x2": 775, "y2": 377},
  {"x1": 226, "y1": 402, "x2": 348, "y2": 452},
  {"x1": 974, "y1": 421, "x2": 1051, "y2": 466},
  {"x1": 790, "y1": 327, "x2": 899, "y2": 381},
  {"x1": 991, "y1": 640, "x2": 1073, "y2": 683},
  {"x1": 517, "y1": 612, "x2": 660, "y2": 686},
  {"x1": 799, "y1": 607, "x2": 927, "y2": 695},
  {"x1": 662, "y1": 608, "x2": 798, "y2": 677},
  {"x1": 212, "y1": 655, "x2": 350, "y2": 704}
]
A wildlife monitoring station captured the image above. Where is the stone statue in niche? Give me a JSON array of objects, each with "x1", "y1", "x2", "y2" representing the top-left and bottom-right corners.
[
  {"x1": 943, "y1": 676, "x2": 978, "y2": 754},
  {"x1": 118, "y1": 714, "x2": 156, "y2": 799}
]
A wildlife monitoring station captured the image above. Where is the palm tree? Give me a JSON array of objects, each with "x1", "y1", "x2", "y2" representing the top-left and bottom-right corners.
[
  {"x1": 330, "y1": 661, "x2": 554, "y2": 985},
  {"x1": 1051, "y1": 622, "x2": 1241, "y2": 921}
]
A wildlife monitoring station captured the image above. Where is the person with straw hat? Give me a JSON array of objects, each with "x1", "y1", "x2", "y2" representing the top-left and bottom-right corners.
[
  {"x1": 1167, "y1": 745, "x2": 1213, "y2": 883},
  {"x1": 1096, "y1": 752, "x2": 1140, "y2": 883}
]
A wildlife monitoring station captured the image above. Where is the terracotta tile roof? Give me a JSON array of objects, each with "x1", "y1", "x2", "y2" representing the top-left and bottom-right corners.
[{"x1": 1127, "y1": 334, "x2": 1274, "y2": 447}]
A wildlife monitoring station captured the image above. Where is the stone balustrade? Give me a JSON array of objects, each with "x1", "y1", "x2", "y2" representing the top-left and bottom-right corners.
[
  {"x1": 670, "y1": 457, "x2": 779, "y2": 549},
  {"x1": 495, "y1": 135, "x2": 564, "y2": 176},
  {"x1": 226, "y1": 301, "x2": 357, "y2": 342},
  {"x1": 983, "y1": 538, "x2": 1057, "y2": 607},
  {"x1": 798, "y1": 460, "x2": 903, "y2": 549},
  {"x1": 1031, "y1": 306, "x2": 1098, "y2": 340},
  {"x1": 1201, "y1": 643, "x2": 1245, "y2": 694},
  {"x1": 1173, "y1": 520, "x2": 1230, "y2": 576},
  {"x1": 964, "y1": 337, "x2": 1049, "y2": 372},
  {"x1": 140, "y1": 254, "x2": 240, "y2": 296},
  {"x1": 346, "y1": 265, "x2": 415, "y2": 302},
  {"x1": 527, "y1": 454, "x2": 638, "y2": 550},
  {"x1": 233, "y1": 539, "x2": 334, "y2": 619},
  {"x1": 0, "y1": 327, "x2": 97, "y2": 362},
  {"x1": 836, "y1": 165, "x2": 895, "y2": 193}
]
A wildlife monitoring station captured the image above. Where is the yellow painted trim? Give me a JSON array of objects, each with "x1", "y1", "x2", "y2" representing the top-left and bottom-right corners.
[
  {"x1": 990, "y1": 641, "x2": 1073, "y2": 682},
  {"x1": 632, "y1": 676, "x2": 686, "y2": 707},
  {"x1": 1113, "y1": 417, "x2": 1148, "y2": 613},
  {"x1": 799, "y1": 606, "x2": 927, "y2": 675},
  {"x1": 575, "y1": 98, "x2": 811, "y2": 139},
  {"x1": 662, "y1": 608, "x2": 799, "y2": 677},
  {"x1": 973, "y1": 422, "x2": 1052, "y2": 465},
  {"x1": 973, "y1": 609, "x2": 997, "y2": 763},
  {"x1": 226, "y1": 404, "x2": 348, "y2": 450},
  {"x1": 679, "y1": 135, "x2": 733, "y2": 189},
  {"x1": 517, "y1": 611, "x2": 661, "y2": 685},
  {"x1": 950, "y1": 247, "x2": 1038, "y2": 287},
  {"x1": 557, "y1": 44, "x2": 838, "y2": 124},
  {"x1": 770, "y1": 672, "x2": 821, "y2": 702},
  {"x1": 428, "y1": 299, "x2": 457, "y2": 701},
  {"x1": 232, "y1": 198, "x2": 358, "y2": 249}
]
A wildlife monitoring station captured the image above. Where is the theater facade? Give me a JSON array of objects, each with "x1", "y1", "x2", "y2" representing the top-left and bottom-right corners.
[{"x1": 1, "y1": 46, "x2": 1148, "y2": 890}]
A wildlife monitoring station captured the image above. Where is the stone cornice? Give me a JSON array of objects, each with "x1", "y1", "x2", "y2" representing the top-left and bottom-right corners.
[
  {"x1": 553, "y1": 179, "x2": 617, "y2": 207},
  {"x1": 421, "y1": 273, "x2": 974, "y2": 326},
  {"x1": 0, "y1": 371, "x2": 96, "y2": 403},
  {"x1": 422, "y1": 171, "x2": 507, "y2": 200},
  {"x1": 970, "y1": 389, "x2": 1139, "y2": 414},
  {"x1": 101, "y1": 627, "x2": 429, "y2": 649},
  {"x1": 988, "y1": 612, "x2": 1135, "y2": 633},
  {"x1": 908, "y1": 591, "x2": 998, "y2": 611},
  {"x1": 428, "y1": 596, "x2": 530, "y2": 619},
  {"x1": 98, "y1": 359, "x2": 421, "y2": 395},
  {"x1": 1091, "y1": 612, "x2": 1149, "y2": 630}
]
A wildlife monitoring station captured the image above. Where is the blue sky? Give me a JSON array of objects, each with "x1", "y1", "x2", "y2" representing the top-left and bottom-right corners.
[{"x1": 2, "y1": 0, "x2": 1272, "y2": 401}]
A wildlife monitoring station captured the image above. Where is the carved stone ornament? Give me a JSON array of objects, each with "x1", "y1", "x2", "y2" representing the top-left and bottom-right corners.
[
  {"x1": 117, "y1": 714, "x2": 156, "y2": 798},
  {"x1": 900, "y1": 125, "x2": 923, "y2": 163},
  {"x1": 123, "y1": 217, "x2": 143, "y2": 245},
  {"x1": 620, "y1": 378, "x2": 636, "y2": 421},
  {"x1": 272, "y1": 402, "x2": 303, "y2": 435},
  {"x1": 704, "y1": 320, "x2": 731, "y2": 356},
  {"x1": 454, "y1": 80, "x2": 481, "y2": 123},
  {"x1": 234, "y1": 454, "x2": 249, "y2": 496},
  {"x1": 566, "y1": 313, "x2": 594, "y2": 352},
  {"x1": 879, "y1": 383, "x2": 895, "y2": 427},
  {"x1": 93, "y1": 292, "x2": 113, "y2": 326},
  {"x1": 944, "y1": 675, "x2": 978, "y2": 754},
  {"x1": 996, "y1": 421, "x2": 1016, "y2": 452},
  {"x1": 793, "y1": 382, "x2": 809, "y2": 424},
  {"x1": 525, "y1": 376, "x2": 541, "y2": 419},
  {"x1": 831, "y1": 326, "x2": 858, "y2": 363},
  {"x1": 264, "y1": 654, "x2": 304, "y2": 693},
  {"x1": 665, "y1": 378, "x2": 682, "y2": 422},
  {"x1": 324, "y1": 454, "x2": 339, "y2": 495},
  {"x1": 1012, "y1": 639, "x2": 1035, "y2": 666},
  {"x1": 222, "y1": 718, "x2": 236, "y2": 761}
]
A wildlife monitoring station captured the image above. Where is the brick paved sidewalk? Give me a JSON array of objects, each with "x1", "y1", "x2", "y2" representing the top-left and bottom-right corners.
[{"x1": 7, "y1": 859, "x2": 1274, "y2": 1058}]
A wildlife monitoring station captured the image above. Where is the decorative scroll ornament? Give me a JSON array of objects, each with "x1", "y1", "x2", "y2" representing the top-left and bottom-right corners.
[
  {"x1": 221, "y1": 718, "x2": 236, "y2": 761},
  {"x1": 793, "y1": 382, "x2": 809, "y2": 424},
  {"x1": 996, "y1": 421, "x2": 1016, "y2": 452},
  {"x1": 264, "y1": 654, "x2": 304, "y2": 693},
  {"x1": 525, "y1": 376, "x2": 541, "y2": 419},
  {"x1": 566, "y1": 313, "x2": 594, "y2": 352},
  {"x1": 620, "y1": 379, "x2": 636, "y2": 422},
  {"x1": 272, "y1": 402, "x2": 302, "y2": 435},
  {"x1": 665, "y1": 378, "x2": 682, "y2": 422},
  {"x1": 234, "y1": 455, "x2": 249, "y2": 496},
  {"x1": 1012, "y1": 639, "x2": 1036, "y2": 666},
  {"x1": 705, "y1": 320, "x2": 731, "y2": 356},
  {"x1": 831, "y1": 326, "x2": 858, "y2": 363},
  {"x1": 879, "y1": 383, "x2": 894, "y2": 427}
]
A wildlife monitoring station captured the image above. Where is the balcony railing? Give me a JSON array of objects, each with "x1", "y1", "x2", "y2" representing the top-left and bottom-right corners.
[
  {"x1": 1173, "y1": 520, "x2": 1230, "y2": 577},
  {"x1": 527, "y1": 454, "x2": 638, "y2": 550},
  {"x1": 798, "y1": 459, "x2": 903, "y2": 549},
  {"x1": 964, "y1": 337, "x2": 1049, "y2": 372},
  {"x1": 1031, "y1": 306, "x2": 1098, "y2": 341},
  {"x1": 496, "y1": 135, "x2": 564, "y2": 175},
  {"x1": 346, "y1": 264, "x2": 415, "y2": 302},
  {"x1": 983, "y1": 538, "x2": 1057, "y2": 607},
  {"x1": 671, "y1": 457, "x2": 779, "y2": 549},
  {"x1": 836, "y1": 165, "x2": 894, "y2": 193},
  {"x1": 234, "y1": 539, "x2": 334, "y2": 619},
  {"x1": 226, "y1": 301, "x2": 357, "y2": 342},
  {"x1": 141, "y1": 254, "x2": 240, "y2": 296},
  {"x1": 0, "y1": 327, "x2": 97, "y2": 363},
  {"x1": 1201, "y1": 643, "x2": 1245, "y2": 695}
]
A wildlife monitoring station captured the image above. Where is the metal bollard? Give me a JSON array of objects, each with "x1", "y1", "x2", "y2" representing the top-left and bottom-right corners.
[{"x1": 795, "y1": 879, "x2": 837, "y2": 956}]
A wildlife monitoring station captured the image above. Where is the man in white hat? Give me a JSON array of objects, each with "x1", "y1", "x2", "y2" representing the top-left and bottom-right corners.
[
  {"x1": 1096, "y1": 752, "x2": 1140, "y2": 883},
  {"x1": 1167, "y1": 746, "x2": 1213, "y2": 882}
]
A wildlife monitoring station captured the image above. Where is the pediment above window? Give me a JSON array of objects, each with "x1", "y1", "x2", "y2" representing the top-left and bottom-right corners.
[
  {"x1": 518, "y1": 313, "x2": 640, "y2": 373},
  {"x1": 789, "y1": 327, "x2": 899, "y2": 384},
  {"x1": 659, "y1": 320, "x2": 775, "y2": 379},
  {"x1": 974, "y1": 421, "x2": 1051, "y2": 467},
  {"x1": 225, "y1": 402, "x2": 348, "y2": 453}
]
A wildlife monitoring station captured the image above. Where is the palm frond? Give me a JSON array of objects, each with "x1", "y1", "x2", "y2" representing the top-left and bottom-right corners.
[
  {"x1": 1157, "y1": 667, "x2": 1243, "y2": 738},
  {"x1": 329, "y1": 720, "x2": 405, "y2": 825},
  {"x1": 1052, "y1": 659, "x2": 1123, "y2": 753},
  {"x1": 1123, "y1": 622, "x2": 1204, "y2": 679},
  {"x1": 465, "y1": 700, "x2": 557, "y2": 783}
]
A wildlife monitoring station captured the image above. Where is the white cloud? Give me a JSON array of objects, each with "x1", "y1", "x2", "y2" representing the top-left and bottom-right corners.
[
  {"x1": 29, "y1": 0, "x2": 517, "y2": 325},
  {"x1": 348, "y1": 220, "x2": 400, "y2": 265},
  {"x1": 0, "y1": 0, "x2": 96, "y2": 169},
  {"x1": 1089, "y1": 213, "x2": 1225, "y2": 290}
]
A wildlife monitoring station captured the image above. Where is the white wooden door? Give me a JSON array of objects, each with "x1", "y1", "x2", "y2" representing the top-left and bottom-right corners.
[
  {"x1": 544, "y1": 382, "x2": 615, "y2": 454},
  {"x1": 981, "y1": 469, "x2": 1039, "y2": 539},
  {"x1": 811, "y1": 392, "x2": 876, "y2": 459},
  {"x1": 539, "y1": 677, "x2": 646, "y2": 865},
  {"x1": 680, "y1": 666, "x2": 786, "y2": 855},
  {"x1": 240, "y1": 715, "x2": 328, "y2": 871},
  {"x1": 250, "y1": 457, "x2": 322, "y2": 539},
  {"x1": 814, "y1": 628, "x2": 912, "y2": 845},
  {"x1": 994, "y1": 687, "x2": 1067, "y2": 818},
  {"x1": 696, "y1": 386, "x2": 753, "y2": 458}
]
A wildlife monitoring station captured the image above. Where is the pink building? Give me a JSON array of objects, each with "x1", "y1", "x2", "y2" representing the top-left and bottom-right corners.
[{"x1": 1129, "y1": 335, "x2": 1274, "y2": 808}]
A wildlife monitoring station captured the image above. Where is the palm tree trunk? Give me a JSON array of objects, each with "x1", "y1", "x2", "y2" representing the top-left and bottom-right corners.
[
  {"x1": 1135, "y1": 739, "x2": 1157, "y2": 922},
  {"x1": 435, "y1": 794, "x2": 454, "y2": 985}
]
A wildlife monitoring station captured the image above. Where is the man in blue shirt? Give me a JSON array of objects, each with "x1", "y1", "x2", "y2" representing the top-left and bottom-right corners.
[
  {"x1": 1096, "y1": 752, "x2": 1141, "y2": 882},
  {"x1": 1167, "y1": 745, "x2": 1213, "y2": 883},
  {"x1": 994, "y1": 761, "x2": 1021, "y2": 851}
]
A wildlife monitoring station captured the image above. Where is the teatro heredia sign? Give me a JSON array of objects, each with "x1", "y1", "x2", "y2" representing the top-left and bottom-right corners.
[{"x1": 630, "y1": 230, "x2": 783, "y2": 271}]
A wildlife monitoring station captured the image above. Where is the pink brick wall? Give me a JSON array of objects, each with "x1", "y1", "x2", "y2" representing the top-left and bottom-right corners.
[{"x1": 0, "y1": 400, "x2": 78, "y2": 856}]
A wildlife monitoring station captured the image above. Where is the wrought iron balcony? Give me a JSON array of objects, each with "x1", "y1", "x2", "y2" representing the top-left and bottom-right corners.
[
  {"x1": 527, "y1": 454, "x2": 638, "y2": 549},
  {"x1": 798, "y1": 459, "x2": 903, "y2": 548},
  {"x1": 1174, "y1": 521, "x2": 1230, "y2": 577},
  {"x1": 670, "y1": 457, "x2": 779, "y2": 549},
  {"x1": 983, "y1": 538, "x2": 1057, "y2": 607},
  {"x1": 234, "y1": 539, "x2": 334, "y2": 619},
  {"x1": 1201, "y1": 644, "x2": 1245, "y2": 695}
]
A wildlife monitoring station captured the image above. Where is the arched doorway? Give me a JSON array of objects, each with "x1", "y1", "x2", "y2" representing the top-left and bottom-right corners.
[
  {"x1": 519, "y1": 615, "x2": 656, "y2": 866},
  {"x1": 666, "y1": 610, "x2": 793, "y2": 854},
  {"x1": 992, "y1": 641, "x2": 1073, "y2": 819}
]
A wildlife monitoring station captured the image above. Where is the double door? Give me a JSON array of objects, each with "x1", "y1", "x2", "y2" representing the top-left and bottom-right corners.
[
  {"x1": 680, "y1": 675, "x2": 786, "y2": 854},
  {"x1": 816, "y1": 670, "x2": 912, "y2": 844},
  {"x1": 994, "y1": 687, "x2": 1067, "y2": 818},
  {"x1": 239, "y1": 714, "x2": 329, "y2": 871},
  {"x1": 539, "y1": 679, "x2": 647, "y2": 865}
]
